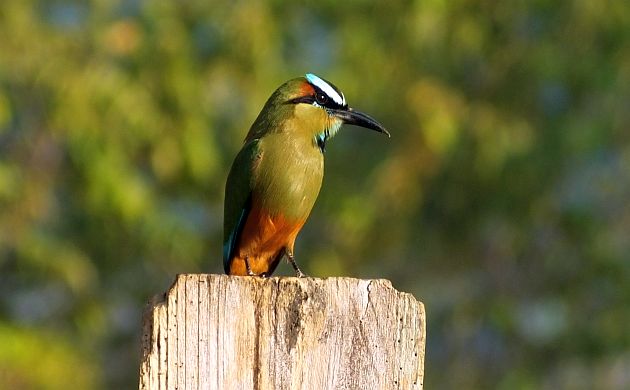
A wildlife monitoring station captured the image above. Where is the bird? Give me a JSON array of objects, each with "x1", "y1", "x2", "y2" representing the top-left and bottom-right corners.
[{"x1": 223, "y1": 73, "x2": 389, "y2": 277}]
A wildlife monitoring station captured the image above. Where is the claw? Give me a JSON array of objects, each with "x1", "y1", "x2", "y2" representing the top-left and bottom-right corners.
[
  {"x1": 244, "y1": 256, "x2": 270, "y2": 277},
  {"x1": 244, "y1": 256, "x2": 258, "y2": 276},
  {"x1": 285, "y1": 250, "x2": 306, "y2": 278}
]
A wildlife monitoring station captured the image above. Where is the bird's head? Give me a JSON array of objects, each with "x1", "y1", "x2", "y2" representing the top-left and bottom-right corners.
[{"x1": 248, "y1": 73, "x2": 389, "y2": 151}]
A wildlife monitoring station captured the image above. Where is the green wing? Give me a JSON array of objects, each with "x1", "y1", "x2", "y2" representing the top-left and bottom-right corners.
[{"x1": 223, "y1": 139, "x2": 261, "y2": 273}]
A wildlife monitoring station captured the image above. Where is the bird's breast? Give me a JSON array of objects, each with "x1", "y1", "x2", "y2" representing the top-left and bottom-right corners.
[{"x1": 254, "y1": 135, "x2": 324, "y2": 221}]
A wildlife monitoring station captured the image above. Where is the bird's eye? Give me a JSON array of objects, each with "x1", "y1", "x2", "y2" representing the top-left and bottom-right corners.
[{"x1": 315, "y1": 92, "x2": 328, "y2": 106}]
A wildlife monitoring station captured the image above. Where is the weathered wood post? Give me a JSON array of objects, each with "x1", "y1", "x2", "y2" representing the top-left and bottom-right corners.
[{"x1": 139, "y1": 274, "x2": 425, "y2": 389}]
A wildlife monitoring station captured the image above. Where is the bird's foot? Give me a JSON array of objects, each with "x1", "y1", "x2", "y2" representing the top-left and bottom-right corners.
[
  {"x1": 286, "y1": 251, "x2": 306, "y2": 278},
  {"x1": 245, "y1": 256, "x2": 269, "y2": 278}
]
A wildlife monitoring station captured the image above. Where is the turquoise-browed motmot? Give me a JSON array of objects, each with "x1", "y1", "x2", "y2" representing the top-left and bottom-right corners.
[{"x1": 223, "y1": 73, "x2": 389, "y2": 277}]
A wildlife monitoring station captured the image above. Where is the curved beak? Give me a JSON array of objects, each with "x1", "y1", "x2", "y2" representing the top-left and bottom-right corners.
[{"x1": 330, "y1": 107, "x2": 390, "y2": 137}]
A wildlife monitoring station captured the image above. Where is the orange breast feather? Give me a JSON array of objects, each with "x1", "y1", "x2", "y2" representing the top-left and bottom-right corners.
[{"x1": 228, "y1": 198, "x2": 306, "y2": 276}]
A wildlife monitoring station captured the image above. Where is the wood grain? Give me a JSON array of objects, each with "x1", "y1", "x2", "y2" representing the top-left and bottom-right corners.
[{"x1": 139, "y1": 274, "x2": 425, "y2": 390}]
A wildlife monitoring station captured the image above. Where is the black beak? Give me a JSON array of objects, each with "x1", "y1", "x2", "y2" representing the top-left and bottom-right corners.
[{"x1": 331, "y1": 108, "x2": 390, "y2": 137}]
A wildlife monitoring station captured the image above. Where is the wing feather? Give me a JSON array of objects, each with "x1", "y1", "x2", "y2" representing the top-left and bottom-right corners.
[{"x1": 223, "y1": 139, "x2": 261, "y2": 273}]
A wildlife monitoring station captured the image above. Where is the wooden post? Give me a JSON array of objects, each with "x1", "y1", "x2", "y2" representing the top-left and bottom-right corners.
[{"x1": 139, "y1": 274, "x2": 425, "y2": 389}]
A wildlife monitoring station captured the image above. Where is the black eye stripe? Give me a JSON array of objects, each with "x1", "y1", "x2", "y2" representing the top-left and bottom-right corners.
[
  {"x1": 285, "y1": 84, "x2": 347, "y2": 108},
  {"x1": 312, "y1": 86, "x2": 343, "y2": 109}
]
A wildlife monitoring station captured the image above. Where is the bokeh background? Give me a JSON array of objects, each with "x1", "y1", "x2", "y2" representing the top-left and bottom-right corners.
[{"x1": 1, "y1": 0, "x2": 629, "y2": 388}]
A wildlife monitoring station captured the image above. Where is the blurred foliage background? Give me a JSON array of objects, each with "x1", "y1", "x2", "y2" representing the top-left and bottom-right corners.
[{"x1": 1, "y1": 0, "x2": 629, "y2": 388}]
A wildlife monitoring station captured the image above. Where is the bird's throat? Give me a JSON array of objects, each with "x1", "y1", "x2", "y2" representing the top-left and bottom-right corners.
[{"x1": 315, "y1": 120, "x2": 342, "y2": 153}]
